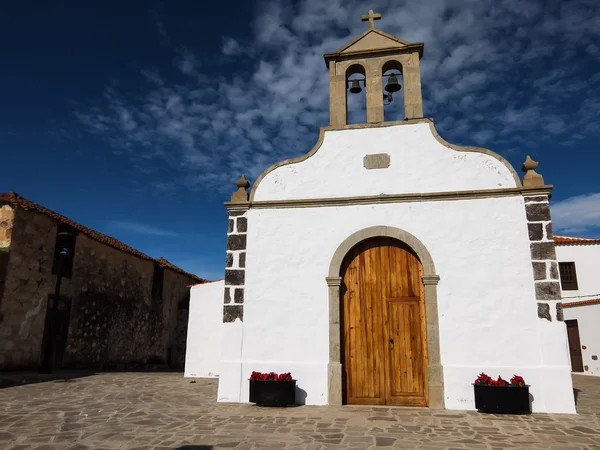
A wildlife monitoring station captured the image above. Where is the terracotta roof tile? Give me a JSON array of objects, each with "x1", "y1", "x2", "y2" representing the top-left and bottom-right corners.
[
  {"x1": 0, "y1": 192, "x2": 207, "y2": 283},
  {"x1": 554, "y1": 235, "x2": 600, "y2": 245},
  {"x1": 562, "y1": 298, "x2": 600, "y2": 308},
  {"x1": 156, "y1": 257, "x2": 208, "y2": 281}
]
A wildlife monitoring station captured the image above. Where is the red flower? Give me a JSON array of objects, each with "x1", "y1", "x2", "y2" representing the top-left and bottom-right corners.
[
  {"x1": 249, "y1": 371, "x2": 293, "y2": 381},
  {"x1": 474, "y1": 373, "x2": 526, "y2": 387},
  {"x1": 510, "y1": 375, "x2": 525, "y2": 387},
  {"x1": 474, "y1": 372, "x2": 493, "y2": 385},
  {"x1": 495, "y1": 376, "x2": 508, "y2": 387}
]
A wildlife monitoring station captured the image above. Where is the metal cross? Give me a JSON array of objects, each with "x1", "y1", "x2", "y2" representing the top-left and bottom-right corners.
[{"x1": 361, "y1": 9, "x2": 382, "y2": 28}]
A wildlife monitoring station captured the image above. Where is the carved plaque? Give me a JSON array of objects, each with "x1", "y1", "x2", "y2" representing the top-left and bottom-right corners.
[{"x1": 363, "y1": 153, "x2": 391, "y2": 169}]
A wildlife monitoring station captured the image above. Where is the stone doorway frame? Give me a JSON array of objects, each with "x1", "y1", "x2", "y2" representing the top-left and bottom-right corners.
[{"x1": 326, "y1": 225, "x2": 444, "y2": 408}]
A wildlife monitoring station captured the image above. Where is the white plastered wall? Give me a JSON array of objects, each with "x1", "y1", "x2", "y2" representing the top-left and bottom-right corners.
[
  {"x1": 184, "y1": 280, "x2": 224, "y2": 378},
  {"x1": 217, "y1": 122, "x2": 576, "y2": 413},
  {"x1": 556, "y1": 244, "x2": 600, "y2": 303},
  {"x1": 557, "y1": 243, "x2": 600, "y2": 376},
  {"x1": 563, "y1": 303, "x2": 600, "y2": 376}
]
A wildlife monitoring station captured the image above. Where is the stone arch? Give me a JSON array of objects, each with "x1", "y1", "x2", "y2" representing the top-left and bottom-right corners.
[
  {"x1": 345, "y1": 64, "x2": 367, "y2": 124},
  {"x1": 381, "y1": 59, "x2": 403, "y2": 75},
  {"x1": 381, "y1": 59, "x2": 405, "y2": 121},
  {"x1": 325, "y1": 225, "x2": 444, "y2": 408},
  {"x1": 345, "y1": 63, "x2": 366, "y2": 78}
]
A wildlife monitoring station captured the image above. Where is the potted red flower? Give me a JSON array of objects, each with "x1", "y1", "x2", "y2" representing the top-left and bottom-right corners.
[
  {"x1": 249, "y1": 371, "x2": 296, "y2": 406},
  {"x1": 473, "y1": 373, "x2": 530, "y2": 414}
]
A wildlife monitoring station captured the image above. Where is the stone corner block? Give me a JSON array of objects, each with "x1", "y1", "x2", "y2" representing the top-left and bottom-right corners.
[
  {"x1": 530, "y1": 242, "x2": 556, "y2": 260},
  {"x1": 532, "y1": 262, "x2": 546, "y2": 281},
  {"x1": 528, "y1": 223, "x2": 543, "y2": 241},
  {"x1": 223, "y1": 305, "x2": 243, "y2": 323},
  {"x1": 537, "y1": 302, "x2": 551, "y2": 321},
  {"x1": 236, "y1": 217, "x2": 248, "y2": 233},
  {"x1": 227, "y1": 234, "x2": 247, "y2": 251},
  {"x1": 556, "y1": 303, "x2": 564, "y2": 322},
  {"x1": 225, "y1": 269, "x2": 245, "y2": 286},
  {"x1": 549, "y1": 262, "x2": 559, "y2": 280},
  {"x1": 234, "y1": 288, "x2": 244, "y2": 304},
  {"x1": 535, "y1": 281, "x2": 561, "y2": 301},
  {"x1": 545, "y1": 223, "x2": 554, "y2": 240},
  {"x1": 526, "y1": 203, "x2": 551, "y2": 222}
]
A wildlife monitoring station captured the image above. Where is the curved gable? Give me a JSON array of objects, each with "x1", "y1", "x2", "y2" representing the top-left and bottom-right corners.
[{"x1": 251, "y1": 120, "x2": 521, "y2": 202}]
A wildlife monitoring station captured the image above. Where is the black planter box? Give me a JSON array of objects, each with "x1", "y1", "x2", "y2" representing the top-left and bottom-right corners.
[
  {"x1": 249, "y1": 380, "x2": 296, "y2": 406},
  {"x1": 473, "y1": 384, "x2": 531, "y2": 414}
]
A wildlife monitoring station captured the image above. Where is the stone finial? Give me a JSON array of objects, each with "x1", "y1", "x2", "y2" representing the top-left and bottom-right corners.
[
  {"x1": 521, "y1": 155, "x2": 545, "y2": 187},
  {"x1": 230, "y1": 174, "x2": 250, "y2": 203}
]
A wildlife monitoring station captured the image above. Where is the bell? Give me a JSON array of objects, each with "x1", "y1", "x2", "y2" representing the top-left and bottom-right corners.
[
  {"x1": 384, "y1": 74, "x2": 402, "y2": 93},
  {"x1": 349, "y1": 79, "x2": 362, "y2": 94}
]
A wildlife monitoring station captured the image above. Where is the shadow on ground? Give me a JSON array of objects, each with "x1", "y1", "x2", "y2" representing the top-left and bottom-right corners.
[{"x1": 0, "y1": 368, "x2": 184, "y2": 389}]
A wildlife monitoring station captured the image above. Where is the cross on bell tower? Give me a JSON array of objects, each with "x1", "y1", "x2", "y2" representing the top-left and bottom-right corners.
[
  {"x1": 361, "y1": 9, "x2": 381, "y2": 28},
  {"x1": 323, "y1": 10, "x2": 425, "y2": 128}
]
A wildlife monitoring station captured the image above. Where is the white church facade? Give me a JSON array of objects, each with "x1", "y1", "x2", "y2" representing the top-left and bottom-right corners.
[{"x1": 187, "y1": 11, "x2": 576, "y2": 413}]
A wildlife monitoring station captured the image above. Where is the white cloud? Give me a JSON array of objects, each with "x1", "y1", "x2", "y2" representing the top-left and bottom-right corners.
[
  {"x1": 107, "y1": 220, "x2": 183, "y2": 238},
  {"x1": 76, "y1": 0, "x2": 600, "y2": 195},
  {"x1": 551, "y1": 193, "x2": 600, "y2": 234},
  {"x1": 222, "y1": 37, "x2": 242, "y2": 56},
  {"x1": 176, "y1": 48, "x2": 199, "y2": 76}
]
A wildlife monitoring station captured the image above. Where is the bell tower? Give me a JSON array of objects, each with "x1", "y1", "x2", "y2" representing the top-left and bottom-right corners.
[{"x1": 324, "y1": 10, "x2": 425, "y2": 128}]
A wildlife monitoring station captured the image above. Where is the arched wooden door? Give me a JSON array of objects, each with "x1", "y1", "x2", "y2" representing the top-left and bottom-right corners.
[{"x1": 341, "y1": 237, "x2": 428, "y2": 406}]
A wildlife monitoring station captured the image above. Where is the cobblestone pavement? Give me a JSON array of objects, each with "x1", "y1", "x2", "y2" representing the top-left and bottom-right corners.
[{"x1": 1, "y1": 372, "x2": 600, "y2": 450}]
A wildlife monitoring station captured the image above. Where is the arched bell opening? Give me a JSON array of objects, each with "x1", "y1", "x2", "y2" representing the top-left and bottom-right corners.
[
  {"x1": 382, "y1": 60, "x2": 405, "y2": 122},
  {"x1": 345, "y1": 64, "x2": 367, "y2": 124}
]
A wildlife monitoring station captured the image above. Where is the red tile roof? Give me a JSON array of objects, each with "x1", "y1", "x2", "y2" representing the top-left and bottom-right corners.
[
  {"x1": 563, "y1": 299, "x2": 600, "y2": 308},
  {"x1": 554, "y1": 235, "x2": 600, "y2": 245},
  {"x1": 0, "y1": 192, "x2": 207, "y2": 283}
]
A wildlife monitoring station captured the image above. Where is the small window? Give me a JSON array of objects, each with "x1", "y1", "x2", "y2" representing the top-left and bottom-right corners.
[
  {"x1": 52, "y1": 224, "x2": 76, "y2": 278},
  {"x1": 152, "y1": 263, "x2": 164, "y2": 300},
  {"x1": 559, "y1": 262, "x2": 579, "y2": 290}
]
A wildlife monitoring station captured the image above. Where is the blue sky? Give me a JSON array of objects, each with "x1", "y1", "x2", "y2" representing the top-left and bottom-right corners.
[{"x1": 1, "y1": 0, "x2": 599, "y2": 280}]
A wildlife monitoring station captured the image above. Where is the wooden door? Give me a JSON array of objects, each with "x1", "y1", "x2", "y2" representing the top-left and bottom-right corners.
[
  {"x1": 565, "y1": 320, "x2": 584, "y2": 372},
  {"x1": 341, "y1": 237, "x2": 428, "y2": 406}
]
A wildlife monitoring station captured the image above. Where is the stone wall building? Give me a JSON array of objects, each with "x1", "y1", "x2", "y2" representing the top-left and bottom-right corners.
[{"x1": 0, "y1": 192, "x2": 205, "y2": 371}]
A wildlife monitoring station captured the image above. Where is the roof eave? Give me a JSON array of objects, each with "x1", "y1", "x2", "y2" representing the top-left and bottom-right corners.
[{"x1": 1, "y1": 191, "x2": 206, "y2": 282}]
